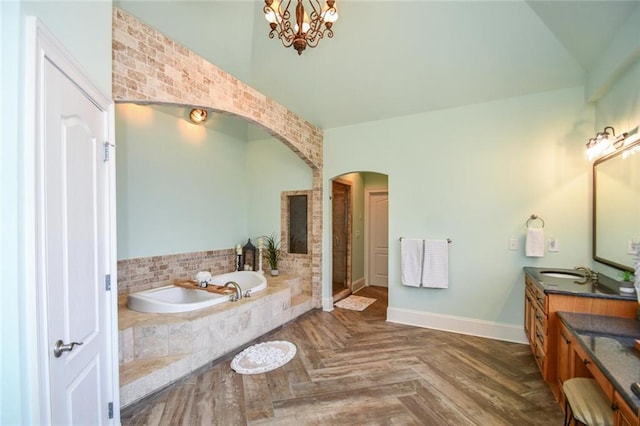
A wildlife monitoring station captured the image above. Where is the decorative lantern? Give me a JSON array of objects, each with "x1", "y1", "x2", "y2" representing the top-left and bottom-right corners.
[{"x1": 242, "y1": 239, "x2": 256, "y2": 271}]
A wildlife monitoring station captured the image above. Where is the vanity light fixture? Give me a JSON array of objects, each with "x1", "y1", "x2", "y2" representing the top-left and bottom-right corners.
[
  {"x1": 189, "y1": 108, "x2": 208, "y2": 124},
  {"x1": 586, "y1": 126, "x2": 627, "y2": 161},
  {"x1": 264, "y1": 0, "x2": 338, "y2": 55}
]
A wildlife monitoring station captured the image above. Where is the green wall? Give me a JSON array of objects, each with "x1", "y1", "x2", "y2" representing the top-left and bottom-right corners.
[
  {"x1": 246, "y1": 136, "x2": 313, "y2": 239},
  {"x1": 116, "y1": 105, "x2": 313, "y2": 259},
  {"x1": 324, "y1": 86, "x2": 594, "y2": 325}
]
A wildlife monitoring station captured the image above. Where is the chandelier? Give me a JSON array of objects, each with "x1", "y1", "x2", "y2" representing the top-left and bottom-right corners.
[{"x1": 264, "y1": 0, "x2": 338, "y2": 55}]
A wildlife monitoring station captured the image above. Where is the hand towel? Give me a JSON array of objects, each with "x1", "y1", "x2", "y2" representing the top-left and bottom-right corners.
[
  {"x1": 401, "y1": 238, "x2": 423, "y2": 287},
  {"x1": 422, "y1": 239, "x2": 449, "y2": 288},
  {"x1": 526, "y1": 228, "x2": 545, "y2": 257}
]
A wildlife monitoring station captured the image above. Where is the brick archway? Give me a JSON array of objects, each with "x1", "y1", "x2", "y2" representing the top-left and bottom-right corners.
[{"x1": 112, "y1": 8, "x2": 323, "y2": 307}]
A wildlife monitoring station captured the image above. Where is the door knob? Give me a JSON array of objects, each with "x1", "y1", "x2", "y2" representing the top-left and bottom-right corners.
[{"x1": 53, "y1": 339, "x2": 83, "y2": 358}]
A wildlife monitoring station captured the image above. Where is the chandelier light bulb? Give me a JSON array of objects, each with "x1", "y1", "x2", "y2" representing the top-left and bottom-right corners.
[
  {"x1": 264, "y1": 1, "x2": 282, "y2": 24},
  {"x1": 294, "y1": 21, "x2": 311, "y2": 34},
  {"x1": 322, "y1": 6, "x2": 338, "y2": 23}
]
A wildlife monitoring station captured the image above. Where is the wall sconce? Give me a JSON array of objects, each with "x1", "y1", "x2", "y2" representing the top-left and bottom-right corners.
[
  {"x1": 189, "y1": 108, "x2": 208, "y2": 124},
  {"x1": 586, "y1": 126, "x2": 627, "y2": 161}
]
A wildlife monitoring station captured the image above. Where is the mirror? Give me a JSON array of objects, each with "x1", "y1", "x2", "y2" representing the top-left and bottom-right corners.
[{"x1": 593, "y1": 140, "x2": 640, "y2": 271}]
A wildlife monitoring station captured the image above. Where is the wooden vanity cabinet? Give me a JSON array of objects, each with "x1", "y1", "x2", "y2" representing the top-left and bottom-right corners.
[
  {"x1": 524, "y1": 276, "x2": 548, "y2": 377},
  {"x1": 556, "y1": 319, "x2": 640, "y2": 425},
  {"x1": 556, "y1": 321, "x2": 574, "y2": 406},
  {"x1": 572, "y1": 338, "x2": 615, "y2": 400},
  {"x1": 524, "y1": 274, "x2": 637, "y2": 398}
]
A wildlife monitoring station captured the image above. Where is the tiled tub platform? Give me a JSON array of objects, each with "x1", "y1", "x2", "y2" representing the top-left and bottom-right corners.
[{"x1": 118, "y1": 274, "x2": 312, "y2": 408}]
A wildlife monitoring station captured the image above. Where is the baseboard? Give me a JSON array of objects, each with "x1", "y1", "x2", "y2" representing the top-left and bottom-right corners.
[
  {"x1": 352, "y1": 277, "x2": 365, "y2": 293},
  {"x1": 386, "y1": 306, "x2": 528, "y2": 344}
]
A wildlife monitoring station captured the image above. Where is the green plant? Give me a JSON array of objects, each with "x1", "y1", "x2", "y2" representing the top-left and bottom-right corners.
[
  {"x1": 262, "y1": 234, "x2": 282, "y2": 270},
  {"x1": 619, "y1": 270, "x2": 634, "y2": 282}
]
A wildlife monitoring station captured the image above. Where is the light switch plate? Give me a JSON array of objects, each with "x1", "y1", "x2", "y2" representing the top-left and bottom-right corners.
[
  {"x1": 509, "y1": 238, "x2": 517, "y2": 250},
  {"x1": 548, "y1": 237, "x2": 559, "y2": 252}
]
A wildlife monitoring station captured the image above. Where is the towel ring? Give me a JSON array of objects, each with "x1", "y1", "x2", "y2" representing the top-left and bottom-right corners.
[{"x1": 526, "y1": 214, "x2": 544, "y2": 228}]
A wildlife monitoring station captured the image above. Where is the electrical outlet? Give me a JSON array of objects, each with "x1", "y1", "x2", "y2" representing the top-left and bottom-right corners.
[
  {"x1": 628, "y1": 240, "x2": 639, "y2": 254},
  {"x1": 548, "y1": 237, "x2": 559, "y2": 252},
  {"x1": 509, "y1": 238, "x2": 517, "y2": 250}
]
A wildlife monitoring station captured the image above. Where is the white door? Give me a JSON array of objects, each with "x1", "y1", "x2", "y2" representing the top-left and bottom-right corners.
[
  {"x1": 41, "y1": 43, "x2": 113, "y2": 424},
  {"x1": 368, "y1": 191, "x2": 388, "y2": 287}
]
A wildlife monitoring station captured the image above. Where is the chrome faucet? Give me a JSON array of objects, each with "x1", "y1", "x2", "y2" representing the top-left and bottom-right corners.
[
  {"x1": 225, "y1": 281, "x2": 243, "y2": 301},
  {"x1": 574, "y1": 266, "x2": 598, "y2": 283}
]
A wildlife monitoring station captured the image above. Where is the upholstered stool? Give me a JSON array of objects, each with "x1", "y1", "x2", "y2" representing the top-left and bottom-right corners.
[{"x1": 563, "y1": 377, "x2": 613, "y2": 426}]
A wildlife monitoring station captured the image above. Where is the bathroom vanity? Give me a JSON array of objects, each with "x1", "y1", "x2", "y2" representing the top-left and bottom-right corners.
[
  {"x1": 523, "y1": 267, "x2": 638, "y2": 424},
  {"x1": 557, "y1": 312, "x2": 640, "y2": 426}
]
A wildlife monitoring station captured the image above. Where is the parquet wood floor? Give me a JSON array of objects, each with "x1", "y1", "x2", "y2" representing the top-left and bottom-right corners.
[{"x1": 121, "y1": 286, "x2": 562, "y2": 425}]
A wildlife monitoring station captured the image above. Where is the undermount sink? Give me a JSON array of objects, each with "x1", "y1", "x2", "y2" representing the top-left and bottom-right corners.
[{"x1": 539, "y1": 270, "x2": 584, "y2": 279}]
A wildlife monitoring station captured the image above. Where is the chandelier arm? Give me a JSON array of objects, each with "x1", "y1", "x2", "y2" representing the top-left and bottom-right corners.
[
  {"x1": 305, "y1": 28, "x2": 333, "y2": 48},
  {"x1": 264, "y1": 0, "x2": 337, "y2": 54}
]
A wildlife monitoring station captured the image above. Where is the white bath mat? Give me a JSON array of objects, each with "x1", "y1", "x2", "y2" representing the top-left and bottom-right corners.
[
  {"x1": 231, "y1": 341, "x2": 296, "y2": 375},
  {"x1": 334, "y1": 295, "x2": 377, "y2": 311}
]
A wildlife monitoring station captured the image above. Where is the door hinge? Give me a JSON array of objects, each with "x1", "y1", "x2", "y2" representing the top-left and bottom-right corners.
[
  {"x1": 103, "y1": 141, "x2": 115, "y2": 162},
  {"x1": 105, "y1": 274, "x2": 111, "y2": 291},
  {"x1": 108, "y1": 402, "x2": 113, "y2": 419}
]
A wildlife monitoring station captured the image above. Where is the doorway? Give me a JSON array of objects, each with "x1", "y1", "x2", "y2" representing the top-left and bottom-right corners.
[
  {"x1": 366, "y1": 190, "x2": 389, "y2": 287},
  {"x1": 27, "y1": 19, "x2": 118, "y2": 424},
  {"x1": 332, "y1": 180, "x2": 352, "y2": 301}
]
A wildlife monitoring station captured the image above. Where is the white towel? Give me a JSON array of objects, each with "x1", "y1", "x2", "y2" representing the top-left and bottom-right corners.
[
  {"x1": 526, "y1": 228, "x2": 545, "y2": 257},
  {"x1": 401, "y1": 238, "x2": 423, "y2": 287},
  {"x1": 422, "y1": 239, "x2": 449, "y2": 288}
]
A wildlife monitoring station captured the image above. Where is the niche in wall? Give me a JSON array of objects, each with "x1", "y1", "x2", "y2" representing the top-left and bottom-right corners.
[
  {"x1": 282, "y1": 190, "x2": 312, "y2": 256},
  {"x1": 288, "y1": 194, "x2": 308, "y2": 254}
]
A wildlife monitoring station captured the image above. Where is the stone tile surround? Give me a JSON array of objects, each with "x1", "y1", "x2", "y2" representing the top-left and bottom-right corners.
[
  {"x1": 112, "y1": 8, "x2": 324, "y2": 307},
  {"x1": 118, "y1": 274, "x2": 312, "y2": 407},
  {"x1": 117, "y1": 248, "x2": 313, "y2": 297},
  {"x1": 117, "y1": 249, "x2": 236, "y2": 295}
]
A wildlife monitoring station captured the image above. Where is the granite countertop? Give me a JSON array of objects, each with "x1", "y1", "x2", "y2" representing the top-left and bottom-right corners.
[
  {"x1": 558, "y1": 311, "x2": 640, "y2": 413},
  {"x1": 524, "y1": 267, "x2": 637, "y2": 301}
]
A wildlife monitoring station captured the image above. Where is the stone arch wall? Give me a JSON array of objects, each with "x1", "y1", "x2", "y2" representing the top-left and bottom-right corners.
[{"x1": 112, "y1": 8, "x2": 323, "y2": 307}]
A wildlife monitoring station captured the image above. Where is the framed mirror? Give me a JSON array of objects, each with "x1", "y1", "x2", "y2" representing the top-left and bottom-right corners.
[{"x1": 593, "y1": 139, "x2": 640, "y2": 271}]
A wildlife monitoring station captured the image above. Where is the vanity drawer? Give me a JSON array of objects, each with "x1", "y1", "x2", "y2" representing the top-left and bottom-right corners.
[
  {"x1": 526, "y1": 277, "x2": 547, "y2": 312},
  {"x1": 535, "y1": 305, "x2": 548, "y2": 335},
  {"x1": 573, "y1": 341, "x2": 614, "y2": 401},
  {"x1": 534, "y1": 341, "x2": 546, "y2": 372}
]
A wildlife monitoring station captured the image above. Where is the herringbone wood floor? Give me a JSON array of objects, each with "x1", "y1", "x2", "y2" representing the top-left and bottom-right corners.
[{"x1": 121, "y1": 287, "x2": 563, "y2": 425}]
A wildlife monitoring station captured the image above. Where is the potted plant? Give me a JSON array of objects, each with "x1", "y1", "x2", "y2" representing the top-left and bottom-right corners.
[
  {"x1": 263, "y1": 234, "x2": 282, "y2": 276},
  {"x1": 619, "y1": 270, "x2": 634, "y2": 282}
]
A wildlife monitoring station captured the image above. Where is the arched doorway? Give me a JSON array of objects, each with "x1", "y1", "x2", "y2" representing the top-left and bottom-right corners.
[{"x1": 330, "y1": 172, "x2": 388, "y2": 302}]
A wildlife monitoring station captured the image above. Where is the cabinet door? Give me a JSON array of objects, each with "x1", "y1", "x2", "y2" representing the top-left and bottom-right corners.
[
  {"x1": 525, "y1": 289, "x2": 533, "y2": 341},
  {"x1": 614, "y1": 392, "x2": 639, "y2": 426},
  {"x1": 557, "y1": 322, "x2": 573, "y2": 386}
]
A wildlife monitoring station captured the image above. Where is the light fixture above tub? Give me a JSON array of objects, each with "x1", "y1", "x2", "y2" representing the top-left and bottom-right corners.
[
  {"x1": 264, "y1": 0, "x2": 338, "y2": 55},
  {"x1": 189, "y1": 108, "x2": 208, "y2": 124},
  {"x1": 586, "y1": 126, "x2": 627, "y2": 161}
]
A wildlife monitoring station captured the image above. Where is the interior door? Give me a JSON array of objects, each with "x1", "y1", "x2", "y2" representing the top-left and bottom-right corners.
[
  {"x1": 43, "y1": 55, "x2": 112, "y2": 424},
  {"x1": 368, "y1": 191, "x2": 388, "y2": 287},
  {"x1": 332, "y1": 181, "x2": 350, "y2": 294}
]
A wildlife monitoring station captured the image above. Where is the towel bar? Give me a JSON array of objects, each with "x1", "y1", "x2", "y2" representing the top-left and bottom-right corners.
[{"x1": 399, "y1": 237, "x2": 452, "y2": 243}]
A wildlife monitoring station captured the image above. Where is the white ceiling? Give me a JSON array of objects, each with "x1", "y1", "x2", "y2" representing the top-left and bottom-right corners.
[{"x1": 115, "y1": 0, "x2": 640, "y2": 129}]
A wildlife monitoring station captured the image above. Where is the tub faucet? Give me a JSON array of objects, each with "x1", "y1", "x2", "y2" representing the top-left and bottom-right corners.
[
  {"x1": 225, "y1": 281, "x2": 243, "y2": 302},
  {"x1": 574, "y1": 266, "x2": 598, "y2": 283}
]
